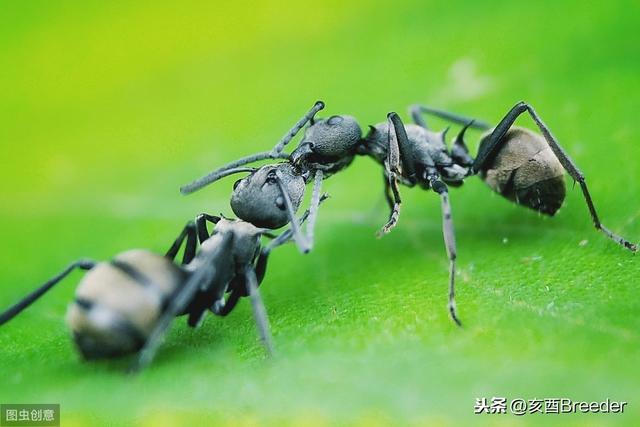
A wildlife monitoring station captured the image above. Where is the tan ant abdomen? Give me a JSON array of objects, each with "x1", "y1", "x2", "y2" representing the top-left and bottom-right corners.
[
  {"x1": 65, "y1": 250, "x2": 184, "y2": 359},
  {"x1": 478, "y1": 126, "x2": 566, "y2": 216}
]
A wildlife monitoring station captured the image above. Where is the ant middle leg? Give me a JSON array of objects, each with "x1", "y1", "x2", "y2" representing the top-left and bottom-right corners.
[{"x1": 431, "y1": 180, "x2": 462, "y2": 326}]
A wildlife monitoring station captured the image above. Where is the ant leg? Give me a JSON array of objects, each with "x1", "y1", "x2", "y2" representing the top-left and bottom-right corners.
[
  {"x1": 304, "y1": 170, "x2": 324, "y2": 251},
  {"x1": 382, "y1": 170, "x2": 394, "y2": 210},
  {"x1": 255, "y1": 194, "x2": 329, "y2": 282},
  {"x1": 131, "y1": 234, "x2": 234, "y2": 372},
  {"x1": 431, "y1": 180, "x2": 462, "y2": 326},
  {"x1": 475, "y1": 101, "x2": 637, "y2": 253},
  {"x1": 195, "y1": 213, "x2": 221, "y2": 243},
  {"x1": 165, "y1": 221, "x2": 198, "y2": 265},
  {"x1": 378, "y1": 113, "x2": 415, "y2": 236},
  {"x1": 274, "y1": 174, "x2": 310, "y2": 253},
  {"x1": 221, "y1": 193, "x2": 330, "y2": 318},
  {"x1": 254, "y1": 233, "x2": 295, "y2": 284},
  {"x1": 379, "y1": 169, "x2": 402, "y2": 237},
  {"x1": 217, "y1": 289, "x2": 241, "y2": 316},
  {"x1": 244, "y1": 267, "x2": 274, "y2": 355},
  {"x1": 167, "y1": 214, "x2": 221, "y2": 265},
  {"x1": 219, "y1": 228, "x2": 293, "y2": 318},
  {"x1": 0, "y1": 259, "x2": 95, "y2": 326},
  {"x1": 388, "y1": 113, "x2": 417, "y2": 179},
  {"x1": 270, "y1": 101, "x2": 325, "y2": 155},
  {"x1": 410, "y1": 104, "x2": 492, "y2": 130}
]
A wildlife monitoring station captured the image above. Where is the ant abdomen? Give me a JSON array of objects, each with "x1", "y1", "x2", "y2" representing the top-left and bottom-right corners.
[
  {"x1": 477, "y1": 126, "x2": 566, "y2": 216},
  {"x1": 66, "y1": 250, "x2": 185, "y2": 359}
]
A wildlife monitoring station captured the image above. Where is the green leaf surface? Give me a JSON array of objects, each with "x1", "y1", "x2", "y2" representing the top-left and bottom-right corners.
[{"x1": 0, "y1": 1, "x2": 638, "y2": 426}]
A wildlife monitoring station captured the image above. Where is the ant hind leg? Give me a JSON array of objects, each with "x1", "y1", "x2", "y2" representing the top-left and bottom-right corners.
[
  {"x1": 475, "y1": 101, "x2": 637, "y2": 253},
  {"x1": 410, "y1": 104, "x2": 491, "y2": 130}
]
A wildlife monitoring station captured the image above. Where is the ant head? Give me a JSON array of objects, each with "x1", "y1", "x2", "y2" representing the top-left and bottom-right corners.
[
  {"x1": 290, "y1": 115, "x2": 361, "y2": 167},
  {"x1": 230, "y1": 163, "x2": 305, "y2": 229}
]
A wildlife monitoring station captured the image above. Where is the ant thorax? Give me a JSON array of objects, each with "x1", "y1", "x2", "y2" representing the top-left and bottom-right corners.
[
  {"x1": 361, "y1": 122, "x2": 469, "y2": 183},
  {"x1": 188, "y1": 219, "x2": 262, "y2": 272}
]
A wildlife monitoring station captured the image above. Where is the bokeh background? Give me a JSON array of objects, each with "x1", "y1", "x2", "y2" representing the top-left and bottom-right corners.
[{"x1": 1, "y1": 1, "x2": 639, "y2": 426}]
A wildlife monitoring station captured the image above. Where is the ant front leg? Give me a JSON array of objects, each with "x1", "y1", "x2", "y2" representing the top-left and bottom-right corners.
[
  {"x1": 382, "y1": 170, "x2": 395, "y2": 211},
  {"x1": 378, "y1": 113, "x2": 416, "y2": 236},
  {"x1": 166, "y1": 214, "x2": 222, "y2": 265},
  {"x1": 165, "y1": 221, "x2": 198, "y2": 265},
  {"x1": 475, "y1": 101, "x2": 637, "y2": 253},
  {"x1": 195, "y1": 213, "x2": 221, "y2": 243}
]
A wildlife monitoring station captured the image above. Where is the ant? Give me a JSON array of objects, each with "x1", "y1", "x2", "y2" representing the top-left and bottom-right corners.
[
  {"x1": 408, "y1": 101, "x2": 636, "y2": 253},
  {"x1": 0, "y1": 199, "x2": 325, "y2": 371},
  {"x1": 180, "y1": 101, "x2": 479, "y2": 326},
  {"x1": 180, "y1": 101, "x2": 363, "y2": 254},
  {"x1": 181, "y1": 99, "x2": 637, "y2": 329},
  {"x1": 356, "y1": 101, "x2": 637, "y2": 324}
]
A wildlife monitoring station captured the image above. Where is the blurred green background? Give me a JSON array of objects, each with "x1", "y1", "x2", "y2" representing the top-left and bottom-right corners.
[{"x1": 0, "y1": 0, "x2": 639, "y2": 426}]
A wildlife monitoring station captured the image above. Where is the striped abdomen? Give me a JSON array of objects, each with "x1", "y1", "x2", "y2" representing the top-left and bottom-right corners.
[{"x1": 65, "y1": 250, "x2": 185, "y2": 359}]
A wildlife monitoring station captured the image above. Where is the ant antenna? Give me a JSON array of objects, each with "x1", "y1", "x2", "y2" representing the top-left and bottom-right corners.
[
  {"x1": 181, "y1": 101, "x2": 325, "y2": 195},
  {"x1": 181, "y1": 166, "x2": 261, "y2": 194},
  {"x1": 0, "y1": 259, "x2": 95, "y2": 326},
  {"x1": 273, "y1": 174, "x2": 310, "y2": 253}
]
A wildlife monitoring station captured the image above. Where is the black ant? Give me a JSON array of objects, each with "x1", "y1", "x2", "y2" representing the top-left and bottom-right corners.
[
  {"x1": 180, "y1": 101, "x2": 362, "y2": 254},
  {"x1": 181, "y1": 100, "x2": 637, "y2": 329}
]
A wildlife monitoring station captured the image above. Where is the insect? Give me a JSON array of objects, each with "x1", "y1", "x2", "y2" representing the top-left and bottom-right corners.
[
  {"x1": 180, "y1": 99, "x2": 636, "y2": 328},
  {"x1": 355, "y1": 101, "x2": 637, "y2": 324},
  {"x1": 0, "y1": 202, "x2": 324, "y2": 371},
  {"x1": 180, "y1": 100, "x2": 364, "y2": 254},
  {"x1": 181, "y1": 101, "x2": 475, "y2": 325}
]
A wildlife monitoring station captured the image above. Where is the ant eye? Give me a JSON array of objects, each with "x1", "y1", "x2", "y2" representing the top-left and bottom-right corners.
[
  {"x1": 328, "y1": 115, "x2": 344, "y2": 125},
  {"x1": 275, "y1": 196, "x2": 285, "y2": 210},
  {"x1": 233, "y1": 179, "x2": 242, "y2": 190},
  {"x1": 266, "y1": 176, "x2": 277, "y2": 185}
]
